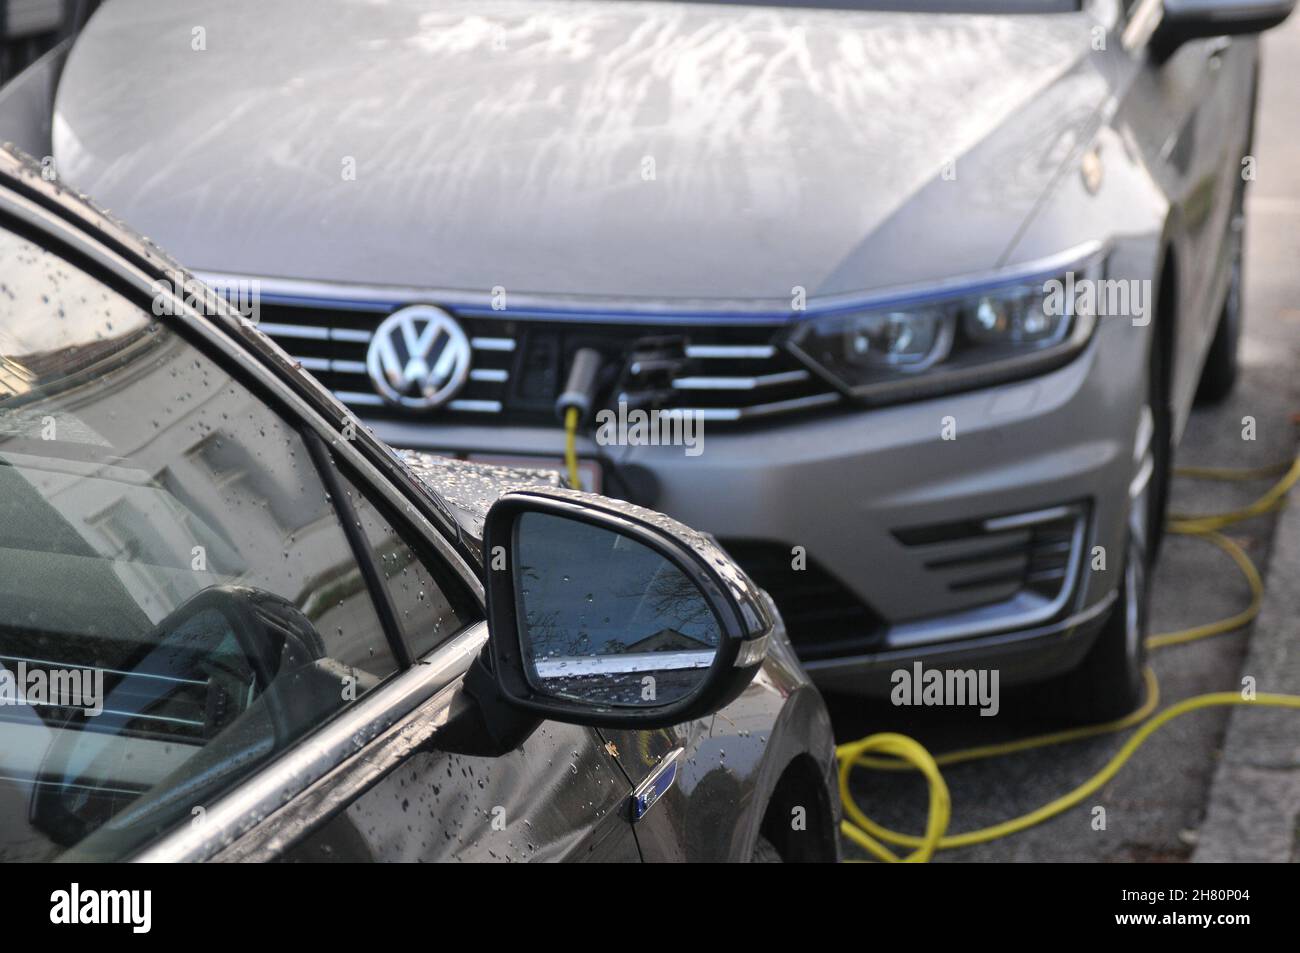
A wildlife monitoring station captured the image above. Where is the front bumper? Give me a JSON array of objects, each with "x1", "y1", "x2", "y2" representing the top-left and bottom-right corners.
[{"x1": 372, "y1": 315, "x2": 1147, "y2": 695}]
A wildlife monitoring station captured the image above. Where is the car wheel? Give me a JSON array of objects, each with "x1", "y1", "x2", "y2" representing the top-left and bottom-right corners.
[
  {"x1": 1051, "y1": 529, "x2": 1148, "y2": 723},
  {"x1": 750, "y1": 834, "x2": 783, "y2": 863},
  {"x1": 1041, "y1": 403, "x2": 1154, "y2": 724},
  {"x1": 1196, "y1": 200, "x2": 1245, "y2": 404}
]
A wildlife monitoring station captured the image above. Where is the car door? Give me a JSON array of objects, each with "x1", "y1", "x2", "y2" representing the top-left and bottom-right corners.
[
  {"x1": 596, "y1": 722, "x2": 712, "y2": 862},
  {"x1": 1119, "y1": 0, "x2": 1253, "y2": 409},
  {"x1": 0, "y1": 185, "x2": 641, "y2": 863},
  {"x1": 274, "y1": 710, "x2": 640, "y2": 863},
  {"x1": 263, "y1": 464, "x2": 642, "y2": 863},
  {"x1": 1156, "y1": 28, "x2": 1247, "y2": 349}
]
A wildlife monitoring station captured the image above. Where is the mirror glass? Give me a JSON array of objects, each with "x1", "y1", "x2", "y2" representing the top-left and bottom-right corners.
[{"x1": 513, "y1": 512, "x2": 722, "y2": 707}]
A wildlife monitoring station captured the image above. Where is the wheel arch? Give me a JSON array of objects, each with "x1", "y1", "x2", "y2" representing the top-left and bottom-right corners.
[{"x1": 757, "y1": 752, "x2": 839, "y2": 862}]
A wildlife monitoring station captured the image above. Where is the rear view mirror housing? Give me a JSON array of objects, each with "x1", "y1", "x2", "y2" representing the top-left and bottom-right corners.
[
  {"x1": 1152, "y1": 0, "x2": 1295, "y2": 60},
  {"x1": 481, "y1": 488, "x2": 775, "y2": 729}
]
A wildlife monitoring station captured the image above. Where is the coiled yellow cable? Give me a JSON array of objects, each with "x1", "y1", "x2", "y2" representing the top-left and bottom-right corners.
[{"x1": 839, "y1": 457, "x2": 1300, "y2": 861}]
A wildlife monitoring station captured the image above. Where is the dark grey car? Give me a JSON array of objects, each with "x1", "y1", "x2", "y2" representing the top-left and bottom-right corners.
[
  {"x1": 0, "y1": 149, "x2": 838, "y2": 863},
  {"x1": 3, "y1": 0, "x2": 1289, "y2": 723}
]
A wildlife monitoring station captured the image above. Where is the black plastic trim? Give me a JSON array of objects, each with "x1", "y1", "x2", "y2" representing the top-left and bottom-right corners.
[{"x1": 302, "y1": 429, "x2": 413, "y2": 669}]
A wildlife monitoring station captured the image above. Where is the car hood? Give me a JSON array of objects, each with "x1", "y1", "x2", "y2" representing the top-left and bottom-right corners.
[{"x1": 53, "y1": 0, "x2": 1106, "y2": 303}]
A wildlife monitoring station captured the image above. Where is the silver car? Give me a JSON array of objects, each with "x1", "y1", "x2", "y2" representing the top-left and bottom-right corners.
[{"x1": 3, "y1": 0, "x2": 1290, "y2": 721}]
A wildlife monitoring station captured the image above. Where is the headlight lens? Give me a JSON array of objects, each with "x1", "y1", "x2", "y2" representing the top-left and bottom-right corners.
[
  {"x1": 786, "y1": 250, "x2": 1103, "y2": 405},
  {"x1": 841, "y1": 309, "x2": 951, "y2": 369},
  {"x1": 962, "y1": 287, "x2": 1065, "y2": 345}
]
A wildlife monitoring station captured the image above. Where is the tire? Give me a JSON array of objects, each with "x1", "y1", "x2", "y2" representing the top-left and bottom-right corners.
[
  {"x1": 750, "y1": 835, "x2": 783, "y2": 863},
  {"x1": 1145, "y1": 329, "x2": 1173, "y2": 568},
  {"x1": 1048, "y1": 532, "x2": 1148, "y2": 723},
  {"x1": 1041, "y1": 393, "x2": 1159, "y2": 724},
  {"x1": 1196, "y1": 195, "x2": 1245, "y2": 404}
]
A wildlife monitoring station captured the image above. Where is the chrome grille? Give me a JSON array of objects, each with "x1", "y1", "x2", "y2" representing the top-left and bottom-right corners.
[{"x1": 246, "y1": 297, "x2": 839, "y2": 425}]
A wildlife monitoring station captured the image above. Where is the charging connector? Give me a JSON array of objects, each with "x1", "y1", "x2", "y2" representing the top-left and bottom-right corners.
[
  {"x1": 555, "y1": 348, "x2": 603, "y2": 424},
  {"x1": 555, "y1": 348, "x2": 604, "y2": 489}
]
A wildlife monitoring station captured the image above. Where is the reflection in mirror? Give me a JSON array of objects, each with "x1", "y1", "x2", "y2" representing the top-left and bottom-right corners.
[{"x1": 514, "y1": 512, "x2": 721, "y2": 707}]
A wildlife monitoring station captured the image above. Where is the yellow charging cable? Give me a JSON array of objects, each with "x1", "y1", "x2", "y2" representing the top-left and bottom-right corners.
[
  {"x1": 840, "y1": 679, "x2": 1300, "y2": 862},
  {"x1": 1166, "y1": 457, "x2": 1300, "y2": 534},
  {"x1": 558, "y1": 347, "x2": 601, "y2": 491},
  {"x1": 838, "y1": 456, "x2": 1300, "y2": 861},
  {"x1": 564, "y1": 406, "x2": 581, "y2": 489}
]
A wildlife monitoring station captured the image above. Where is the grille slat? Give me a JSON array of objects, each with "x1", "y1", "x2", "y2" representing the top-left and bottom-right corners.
[
  {"x1": 685, "y1": 344, "x2": 776, "y2": 359},
  {"x1": 672, "y1": 369, "x2": 811, "y2": 391}
]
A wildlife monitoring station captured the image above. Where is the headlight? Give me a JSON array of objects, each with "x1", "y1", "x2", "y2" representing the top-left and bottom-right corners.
[{"x1": 785, "y1": 245, "x2": 1105, "y2": 405}]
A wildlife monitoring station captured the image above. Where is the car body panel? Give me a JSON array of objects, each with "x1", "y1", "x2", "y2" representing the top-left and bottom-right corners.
[
  {"x1": 1002, "y1": 26, "x2": 1256, "y2": 445},
  {"x1": 22, "y1": 0, "x2": 1263, "y2": 698},
  {"x1": 0, "y1": 35, "x2": 69, "y2": 157},
  {"x1": 396, "y1": 453, "x2": 839, "y2": 860},
  {"x1": 0, "y1": 148, "x2": 839, "y2": 862},
  {"x1": 283, "y1": 714, "x2": 642, "y2": 863},
  {"x1": 54, "y1": 0, "x2": 1100, "y2": 301},
  {"x1": 596, "y1": 590, "x2": 837, "y2": 861}
]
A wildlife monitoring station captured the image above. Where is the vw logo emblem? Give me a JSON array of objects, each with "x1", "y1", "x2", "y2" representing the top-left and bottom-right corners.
[{"x1": 366, "y1": 305, "x2": 472, "y2": 410}]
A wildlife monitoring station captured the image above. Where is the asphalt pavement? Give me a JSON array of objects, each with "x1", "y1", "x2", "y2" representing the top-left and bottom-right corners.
[{"x1": 834, "y1": 17, "x2": 1300, "y2": 863}]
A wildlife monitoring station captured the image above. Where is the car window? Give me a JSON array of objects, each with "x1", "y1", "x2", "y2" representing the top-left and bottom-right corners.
[
  {"x1": 0, "y1": 225, "x2": 401, "y2": 861},
  {"x1": 334, "y1": 467, "x2": 476, "y2": 660}
]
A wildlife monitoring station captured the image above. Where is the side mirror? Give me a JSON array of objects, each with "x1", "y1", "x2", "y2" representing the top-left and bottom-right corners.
[
  {"x1": 481, "y1": 489, "x2": 774, "y2": 729},
  {"x1": 1152, "y1": 0, "x2": 1294, "y2": 60}
]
